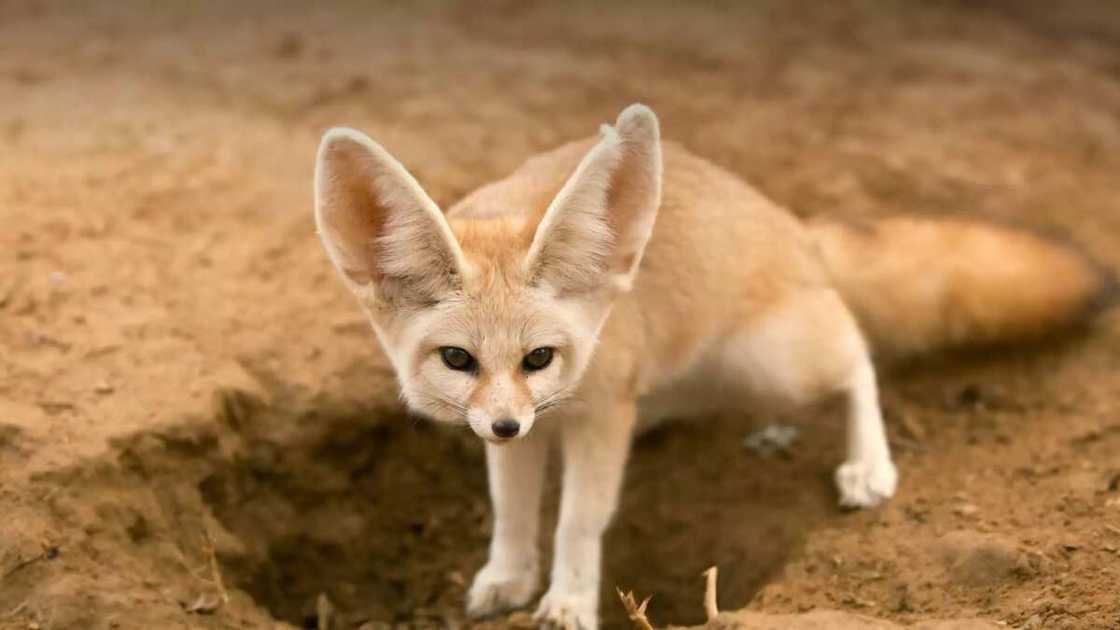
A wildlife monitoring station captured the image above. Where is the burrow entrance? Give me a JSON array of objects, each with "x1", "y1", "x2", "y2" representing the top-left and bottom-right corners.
[{"x1": 100, "y1": 387, "x2": 846, "y2": 629}]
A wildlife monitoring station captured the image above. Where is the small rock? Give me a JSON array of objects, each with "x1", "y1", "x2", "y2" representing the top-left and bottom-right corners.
[
  {"x1": 744, "y1": 423, "x2": 799, "y2": 457},
  {"x1": 937, "y1": 530, "x2": 1022, "y2": 587}
]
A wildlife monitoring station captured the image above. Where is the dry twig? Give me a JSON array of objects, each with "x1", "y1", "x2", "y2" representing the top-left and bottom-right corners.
[
  {"x1": 617, "y1": 589, "x2": 655, "y2": 630},
  {"x1": 1, "y1": 599, "x2": 29, "y2": 621},
  {"x1": 201, "y1": 528, "x2": 230, "y2": 605},
  {"x1": 703, "y1": 566, "x2": 719, "y2": 621}
]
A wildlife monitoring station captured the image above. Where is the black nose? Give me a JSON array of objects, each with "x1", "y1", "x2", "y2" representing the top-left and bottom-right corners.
[{"x1": 491, "y1": 419, "x2": 520, "y2": 438}]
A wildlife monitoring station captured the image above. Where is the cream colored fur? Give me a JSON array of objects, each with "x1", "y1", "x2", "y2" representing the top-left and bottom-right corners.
[{"x1": 314, "y1": 105, "x2": 1106, "y2": 630}]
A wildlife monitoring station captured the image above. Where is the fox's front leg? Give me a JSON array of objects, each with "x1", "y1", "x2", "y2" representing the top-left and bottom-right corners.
[
  {"x1": 535, "y1": 401, "x2": 636, "y2": 630},
  {"x1": 467, "y1": 429, "x2": 549, "y2": 617}
]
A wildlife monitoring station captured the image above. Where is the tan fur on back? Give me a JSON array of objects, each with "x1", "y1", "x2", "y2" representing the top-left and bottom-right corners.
[
  {"x1": 449, "y1": 140, "x2": 832, "y2": 397},
  {"x1": 449, "y1": 140, "x2": 1107, "y2": 385}
]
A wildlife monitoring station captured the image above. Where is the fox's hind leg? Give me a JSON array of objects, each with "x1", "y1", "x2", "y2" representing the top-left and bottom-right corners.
[
  {"x1": 727, "y1": 287, "x2": 897, "y2": 507},
  {"x1": 833, "y1": 354, "x2": 897, "y2": 507}
]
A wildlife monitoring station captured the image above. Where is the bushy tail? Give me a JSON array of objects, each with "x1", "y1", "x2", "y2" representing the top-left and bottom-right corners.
[{"x1": 809, "y1": 216, "x2": 1113, "y2": 359}]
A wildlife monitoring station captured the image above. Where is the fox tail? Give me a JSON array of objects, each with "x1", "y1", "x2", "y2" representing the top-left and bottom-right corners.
[{"x1": 809, "y1": 216, "x2": 1114, "y2": 359}]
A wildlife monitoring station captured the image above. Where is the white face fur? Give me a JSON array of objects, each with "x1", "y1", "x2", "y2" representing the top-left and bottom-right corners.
[
  {"x1": 372, "y1": 280, "x2": 609, "y2": 442},
  {"x1": 315, "y1": 105, "x2": 662, "y2": 442}
]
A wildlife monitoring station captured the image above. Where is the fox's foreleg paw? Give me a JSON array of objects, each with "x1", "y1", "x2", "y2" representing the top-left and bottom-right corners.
[{"x1": 466, "y1": 561, "x2": 539, "y2": 618}]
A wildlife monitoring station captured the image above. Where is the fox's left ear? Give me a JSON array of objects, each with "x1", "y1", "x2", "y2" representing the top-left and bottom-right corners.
[
  {"x1": 526, "y1": 104, "x2": 663, "y2": 294},
  {"x1": 314, "y1": 128, "x2": 466, "y2": 303}
]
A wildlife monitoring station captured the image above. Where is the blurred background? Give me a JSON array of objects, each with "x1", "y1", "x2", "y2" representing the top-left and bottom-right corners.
[{"x1": 2, "y1": 2, "x2": 1119, "y2": 629}]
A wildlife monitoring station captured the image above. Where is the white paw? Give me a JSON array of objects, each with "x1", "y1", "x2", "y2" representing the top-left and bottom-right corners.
[
  {"x1": 534, "y1": 588, "x2": 598, "y2": 630},
  {"x1": 835, "y1": 458, "x2": 897, "y2": 508},
  {"x1": 466, "y1": 561, "x2": 539, "y2": 618}
]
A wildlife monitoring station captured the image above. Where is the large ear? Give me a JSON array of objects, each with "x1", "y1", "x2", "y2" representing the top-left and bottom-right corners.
[
  {"x1": 314, "y1": 128, "x2": 466, "y2": 303},
  {"x1": 525, "y1": 104, "x2": 662, "y2": 294}
]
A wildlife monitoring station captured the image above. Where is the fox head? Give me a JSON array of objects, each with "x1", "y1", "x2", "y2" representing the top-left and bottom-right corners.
[{"x1": 314, "y1": 105, "x2": 662, "y2": 442}]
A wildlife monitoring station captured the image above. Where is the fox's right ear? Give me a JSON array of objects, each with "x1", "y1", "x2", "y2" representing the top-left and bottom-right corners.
[{"x1": 314, "y1": 128, "x2": 466, "y2": 303}]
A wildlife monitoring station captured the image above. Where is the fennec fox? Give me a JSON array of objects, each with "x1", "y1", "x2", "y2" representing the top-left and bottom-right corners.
[{"x1": 314, "y1": 105, "x2": 1106, "y2": 629}]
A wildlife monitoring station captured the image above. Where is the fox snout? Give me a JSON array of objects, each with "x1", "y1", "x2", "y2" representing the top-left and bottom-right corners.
[
  {"x1": 467, "y1": 407, "x2": 536, "y2": 442},
  {"x1": 466, "y1": 373, "x2": 537, "y2": 442}
]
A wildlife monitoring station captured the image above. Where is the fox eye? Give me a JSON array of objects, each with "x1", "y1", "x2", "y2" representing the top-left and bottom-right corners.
[
  {"x1": 439, "y1": 347, "x2": 476, "y2": 372},
  {"x1": 522, "y1": 347, "x2": 554, "y2": 372}
]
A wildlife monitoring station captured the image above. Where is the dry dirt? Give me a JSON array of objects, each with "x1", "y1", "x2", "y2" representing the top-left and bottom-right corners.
[{"x1": 2, "y1": 1, "x2": 1120, "y2": 629}]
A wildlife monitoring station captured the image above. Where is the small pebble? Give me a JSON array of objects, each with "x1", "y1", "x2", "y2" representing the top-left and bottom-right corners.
[{"x1": 744, "y1": 423, "x2": 799, "y2": 456}]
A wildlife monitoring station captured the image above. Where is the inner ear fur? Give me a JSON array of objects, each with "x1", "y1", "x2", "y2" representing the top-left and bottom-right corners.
[
  {"x1": 314, "y1": 127, "x2": 467, "y2": 303},
  {"x1": 525, "y1": 104, "x2": 663, "y2": 294}
]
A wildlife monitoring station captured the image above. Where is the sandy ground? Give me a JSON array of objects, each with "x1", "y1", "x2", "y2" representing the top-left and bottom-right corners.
[{"x1": 2, "y1": 1, "x2": 1120, "y2": 629}]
